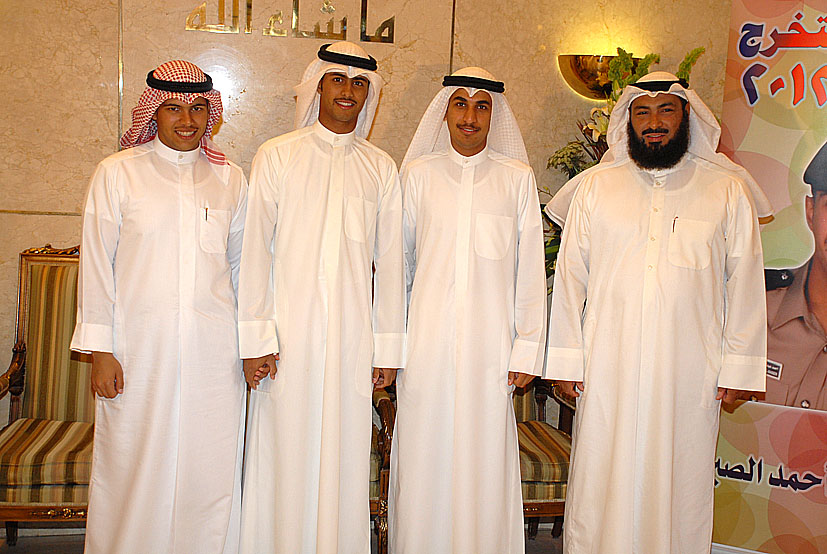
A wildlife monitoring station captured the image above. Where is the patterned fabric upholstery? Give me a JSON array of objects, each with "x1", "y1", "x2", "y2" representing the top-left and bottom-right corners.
[
  {"x1": 21, "y1": 263, "x2": 94, "y2": 423},
  {"x1": 0, "y1": 418, "x2": 92, "y2": 503},
  {"x1": 521, "y1": 482, "x2": 567, "y2": 502},
  {"x1": 0, "y1": 484, "x2": 88, "y2": 506},
  {"x1": 518, "y1": 420, "x2": 571, "y2": 483},
  {"x1": 512, "y1": 384, "x2": 537, "y2": 423}
]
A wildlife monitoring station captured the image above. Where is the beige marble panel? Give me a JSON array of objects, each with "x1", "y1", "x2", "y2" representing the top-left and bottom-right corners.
[
  {"x1": 0, "y1": 0, "x2": 119, "y2": 213},
  {"x1": 0, "y1": 215, "x2": 81, "y2": 384},
  {"x1": 122, "y1": 0, "x2": 454, "y2": 172},
  {"x1": 0, "y1": 0, "x2": 116, "y2": 389},
  {"x1": 453, "y1": 0, "x2": 733, "y2": 197}
]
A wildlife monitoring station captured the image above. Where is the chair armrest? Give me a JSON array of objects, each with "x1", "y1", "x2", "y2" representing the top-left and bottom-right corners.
[
  {"x1": 0, "y1": 341, "x2": 26, "y2": 400},
  {"x1": 550, "y1": 383, "x2": 576, "y2": 435},
  {"x1": 373, "y1": 387, "x2": 396, "y2": 468}
]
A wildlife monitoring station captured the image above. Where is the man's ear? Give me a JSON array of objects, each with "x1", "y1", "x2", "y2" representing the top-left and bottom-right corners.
[
  {"x1": 317, "y1": 77, "x2": 324, "y2": 94},
  {"x1": 806, "y1": 195, "x2": 815, "y2": 232}
]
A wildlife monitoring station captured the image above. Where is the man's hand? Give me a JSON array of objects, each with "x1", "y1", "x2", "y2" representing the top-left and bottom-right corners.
[
  {"x1": 508, "y1": 371, "x2": 535, "y2": 388},
  {"x1": 716, "y1": 387, "x2": 742, "y2": 407},
  {"x1": 372, "y1": 367, "x2": 397, "y2": 390},
  {"x1": 243, "y1": 353, "x2": 278, "y2": 390},
  {"x1": 91, "y1": 351, "x2": 124, "y2": 398},
  {"x1": 556, "y1": 380, "x2": 584, "y2": 399}
]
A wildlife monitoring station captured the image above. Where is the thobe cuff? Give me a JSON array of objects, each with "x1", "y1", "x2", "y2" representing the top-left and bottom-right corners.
[
  {"x1": 719, "y1": 354, "x2": 766, "y2": 392},
  {"x1": 372, "y1": 332, "x2": 405, "y2": 368},
  {"x1": 544, "y1": 347, "x2": 584, "y2": 381},
  {"x1": 238, "y1": 320, "x2": 279, "y2": 358},
  {"x1": 70, "y1": 322, "x2": 113, "y2": 354},
  {"x1": 509, "y1": 339, "x2": 543, "y2": 376}
]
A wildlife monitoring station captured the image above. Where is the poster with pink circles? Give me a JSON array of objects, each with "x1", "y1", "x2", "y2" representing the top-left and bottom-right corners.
[
  {"x1": 713, "y1": 401, "x2": 827, "y2": 553},
  {"x1": 720, "y1": 0, "x2": 827, "y2": 269}
]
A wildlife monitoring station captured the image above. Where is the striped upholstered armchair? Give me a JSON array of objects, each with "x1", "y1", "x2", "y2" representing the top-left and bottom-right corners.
[
  {"x1": 0, "y1": 245, "x2": 93, "y2": 545},
  {"x1": 514, "y1": 379, "x2": 572, "y2": 539}
]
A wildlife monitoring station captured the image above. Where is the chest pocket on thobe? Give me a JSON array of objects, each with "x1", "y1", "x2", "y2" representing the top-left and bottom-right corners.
[
  {"x1": 668, "y1": 217, "x2": 715, "y2": 270},
  {"x1": 344, "y1": 196, "x2": 376, "y2": 243},
  {"x1": 475, "y1": 213, "x2": 513, "y2": 260},
  {"x1": 200, "y1": 209, "x2": 231, "y2": 253}
]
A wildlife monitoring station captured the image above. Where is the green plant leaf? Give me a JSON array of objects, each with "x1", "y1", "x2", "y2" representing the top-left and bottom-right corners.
[{"x1": 676, "y1": 47, "x2": 706, "y2": 82}]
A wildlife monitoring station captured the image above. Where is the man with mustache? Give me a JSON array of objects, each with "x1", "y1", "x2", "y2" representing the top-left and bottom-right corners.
[
  {"x1": 237, "y1": 42, "x2": 405, "y2": 553},
  {"x1": 71, "y1": 60, "x2": 247, "y2": 553},
  {"x1": 764, "y1": 141, "x2": 827, "y2": 411},
  {"x1": 546, "y1": 72, "x2": 769, "y2": 553},
  {"x1": 389, "y1": 67, "x2": 547, "y2": 553}
]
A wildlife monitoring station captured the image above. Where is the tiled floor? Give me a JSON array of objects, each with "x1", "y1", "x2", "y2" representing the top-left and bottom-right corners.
[{"x1": 0, "y1": 529, "x2": 563, "y2": 553}]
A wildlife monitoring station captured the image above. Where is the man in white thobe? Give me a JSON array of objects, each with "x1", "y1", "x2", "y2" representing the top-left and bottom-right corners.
[
  {"x1": 546, "y1": 72, "x2": 769, "y2": 554},
  {"x1": 389, "y1": 67, "x2": 547, "y2": 554},
  {"x1": 238, "y1": 42, "x2": 405, "y2": 553},
  {"x1": 71, "y1": 60, "x2": 247, "y2": 553}
]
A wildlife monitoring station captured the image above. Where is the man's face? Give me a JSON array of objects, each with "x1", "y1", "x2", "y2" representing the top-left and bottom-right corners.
[
  {"x1": 627, "y1": 93, "x2": 690, "y2": 170},
  {"x1": 806, "y1": 191, "x2": 827, "y2": 271},
  {"x1": 152, "y1": 97, "x2": 210, "y2": 152},
  {"x1": 316, "y1": 72, "x2": 370, "y2": 134},
  {"x1": 445, "y1": 88, "x2": 492, "y2": 157}
]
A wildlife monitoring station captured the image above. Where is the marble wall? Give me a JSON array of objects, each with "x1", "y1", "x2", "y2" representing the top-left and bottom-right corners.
[{"x1": 0, "y1": 0, "x2": 732, "y2": 382}]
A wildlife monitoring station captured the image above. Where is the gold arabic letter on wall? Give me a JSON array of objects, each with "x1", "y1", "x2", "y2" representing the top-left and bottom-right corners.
[
  {"x1": 360, "y1": 0, "x2": 394, "y2": 43},
  {"x1": 185, "y1": 0, "x2": 241, "y2": 33},
  {"x1": 263, "y1": 11, "x2": 288, "y2": 37},
  {"x1": 292, "y1": 0, "x2": 347, "y2": 39}
]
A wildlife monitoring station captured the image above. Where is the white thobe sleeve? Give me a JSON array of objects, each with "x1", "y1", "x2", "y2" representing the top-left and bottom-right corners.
[
  {"x1": 372, "y1": 163, "x2": 406, "y2": 369},
  {"x1": 401, "y1": 169, "x2": 417, "y2": 307},
  {"x1": 70, "y1": 161, "x2": 122, "y2": 354},
  {"x1": 545, "y1": 179, "x2": 591, "y2": 381},
  {"x1": 508, "y1": 170, "x2": 548, "y2": 376},
  {"x1": 718, "y1": 181, "x2": 767, "y2": 392},
  {"x1": 228, "y1": 172, "x2": 248, "y2": 295},
  {"x1": 237, "y1": 147, "x2": 280, "y2": 359}
]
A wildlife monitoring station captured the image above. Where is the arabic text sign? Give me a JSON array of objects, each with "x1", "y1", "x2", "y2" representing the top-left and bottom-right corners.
[
  {"x1": 713, "y1": 401, "x2": 827, "y2": 554},
  {"x1": 720, "y1": 1, "x2": 827, "y2": 269},
  {"x1": 185, "y1": 0, "x2": 395, "y2": 42}
]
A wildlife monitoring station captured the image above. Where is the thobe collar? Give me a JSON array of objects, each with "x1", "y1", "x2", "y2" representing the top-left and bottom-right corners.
[
  {"x1": 771, "y1": 260, "x2": 824, "y2": 335},
  {"x1": 153, "y1": 137, "x2": 201, "y2": 165},
  {"x1": 313, "y1": 120, "x2": 356, "y2": 147},
  {"x1": 448, "y1": 144, "x2": 489, "y2": 168}
]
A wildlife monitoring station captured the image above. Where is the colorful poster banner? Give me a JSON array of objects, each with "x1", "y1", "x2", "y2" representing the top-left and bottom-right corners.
[
  {"x1": 713, "y1": 402, "x2": 827, "y2": 553},
  {"x1": 720, "y1": 1, "x2": 827, "y2": 268}
]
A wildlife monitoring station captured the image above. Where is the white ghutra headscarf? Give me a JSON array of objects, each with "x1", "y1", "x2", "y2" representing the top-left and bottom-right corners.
[
  {"x1": 545, "y1": 71, "x2": 773, "y2": 226},
  {"x1": 401, "y1": 67, "x2": 529, "y2": 172},
  {"x1": 293, "y1": 41, "x2": 384, "y2": 138}
]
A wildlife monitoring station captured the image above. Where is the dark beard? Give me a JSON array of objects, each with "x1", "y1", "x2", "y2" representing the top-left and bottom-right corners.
[{"x1": 627, "y1": 114, "x2": 690, "y2": 170}]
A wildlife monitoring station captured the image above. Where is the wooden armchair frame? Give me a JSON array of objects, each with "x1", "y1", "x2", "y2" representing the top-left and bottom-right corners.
[
  {"x1": 521, "y1": 379, "x2": 568, "y2": 539},
  {"x1": 0, "y1": 245, "x2": 90, "y2": 546}
]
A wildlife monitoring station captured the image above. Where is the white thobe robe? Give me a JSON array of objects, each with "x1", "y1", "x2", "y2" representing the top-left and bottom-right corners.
[
  {"x1": 546, "y1": 154, "x2": 766, "y2": 554},
  {"x1": 71, "y1": 138, "x2": 248, "y2": 554},
  {"x1": 238, "y1": 122, "x2": 406, "y2": 554},
  {"x1": 389, "y1": 147, "x2": 547, "y2": 554}
]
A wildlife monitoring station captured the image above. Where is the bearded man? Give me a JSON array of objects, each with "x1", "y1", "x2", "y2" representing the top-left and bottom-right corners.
[
  {"x1": 71, "y1": 60, "x2": 247, "y2": 553},
  {"x1": 545, "y1": 72, "x2": 769, "y2": 553},
  {"x1": 237, "y1": 42, "x2": 405, "y2": 553}
]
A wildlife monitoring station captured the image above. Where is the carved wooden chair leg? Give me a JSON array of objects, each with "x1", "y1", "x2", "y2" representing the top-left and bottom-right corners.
[
  {"x1": 5, "y1": 521, "x2": 18, "y2": 546},
  {"x1": 376, "y1": 468, "x2": 389, "y2": 554},
  {"x1": 551, "y1": 516, "x2": 563, "y2": 538},
  {"x1": 526, "y1": 517, "x2": 540, "y2": 539}
]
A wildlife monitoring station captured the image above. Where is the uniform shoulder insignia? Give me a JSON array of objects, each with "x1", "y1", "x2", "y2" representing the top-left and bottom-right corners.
[{"x1": 765, "y1": 268, "x2": 794, "y2": 291}]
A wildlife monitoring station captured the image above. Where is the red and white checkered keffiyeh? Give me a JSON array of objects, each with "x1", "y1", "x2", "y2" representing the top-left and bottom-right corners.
[{"x1": 120, "y1": 60, "x2": 227, "y2": 165}]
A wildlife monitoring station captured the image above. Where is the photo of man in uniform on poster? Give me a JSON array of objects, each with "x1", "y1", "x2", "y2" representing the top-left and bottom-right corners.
[{"x1": 764, "y1": 141, "x2": 827, "y2": 411}]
